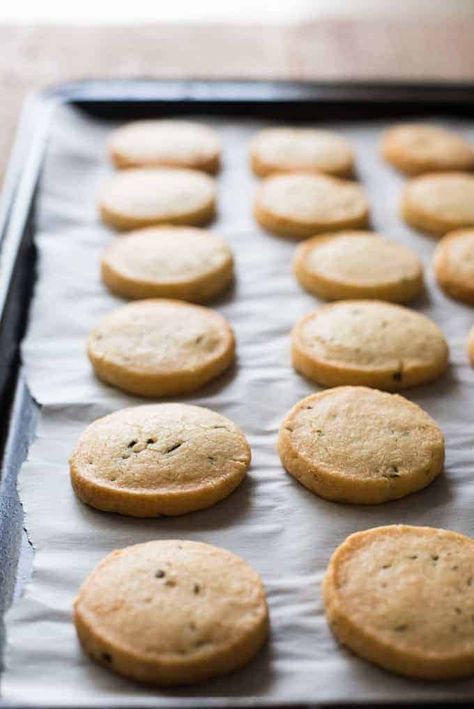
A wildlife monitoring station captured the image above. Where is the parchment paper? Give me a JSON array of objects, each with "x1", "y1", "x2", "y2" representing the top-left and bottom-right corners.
[{"x1": 3, "y1": 104, "x2": 474, "y2": 705}]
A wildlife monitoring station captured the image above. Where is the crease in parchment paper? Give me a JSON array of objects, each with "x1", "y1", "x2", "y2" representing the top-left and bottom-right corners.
[{"x1": 3, "y1": 105, "x2": 474, "y2": 704}]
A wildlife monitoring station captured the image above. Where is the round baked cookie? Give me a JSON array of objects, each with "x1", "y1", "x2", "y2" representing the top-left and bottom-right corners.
[
  {"x1": 101, "y1": 226, "x2": 233, "y2": 302},
  {"x1": 291, "y1": 300, "x2": 448, "y2": 391},
  {"x1": 250, "y1": 127, "x2": 354, "y2": 178},
  {"x1": 254, "y1": 173, "x2": 369, "y2": 239},
  {"x1": 323, "y1": 525, "x2": 474, "y2": 680},
  {"x1": 70, "y1": 404, "x2": 250, "y2": 517},
  {"x1": 381, "y1": 124, "x2": 474, "y2": 175},
  {"x1": 433, "y1": 229, "x2": 474, "y2": 304},
  {"x1": 278, "y1": 387, "x2": 443, "y2": 505},
  {"x1": 468, "y1": 326, "x2": 474, "y2": 366},
  {"x1": 74, "y1": 540, "x2": 268, "y2": 685},
  {"x1": 401, "y1": 172, "x2": 474, "y2": 236},
  {"x1": 87, "y1": 299, "x2": 235, "y2": 397},
  {"x1": 108, "y1": 120, "x2": 221, "y2": 173},
  {"x1": 293, "y1": 231, "x2": 423, "y2": 303},
  {"x1": 99, "y1": 168, "x2": 216, "y2": 231}
]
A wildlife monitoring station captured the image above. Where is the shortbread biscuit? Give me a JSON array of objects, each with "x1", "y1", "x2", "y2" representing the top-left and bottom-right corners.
[
  {"x1": 101, "y1": 226, "x2": 233, "y2": 302},
  {"x1": 87, "y1": 299, "x2": 234, "y2": 397},
  {"x1": 323, "y1": 525, "x2": 474, "y2": 680},
  {"x1": 401, "y1": 172, "x2": 474, "y2": 236},
  {"x1": 109, "y1": 120, "x2": 221, "y2": 173},
  {"x1": 74, "y1": 540, "x2": 268, "y2": 685},
  {"x1": 99, "y1": 168, "x2": 216, "y2": 231},
  {"x1": 468, "y1": 326, "x2": 474, "y2": 365},
  {"x1": 293, "y1": 231, "x2": 423, "y2": 303},
  {"x1": 434, "y1": 229, "x2": 474, "y2": 304},
  {"x1": 292, "y1": 300, "x2": 448, "y2": 390},
  {"x1": 254, "y1": 173, "x2": 369, "y2": 239},
  {"x1": 278, "y1": 387, "x2": 443, "y2": 504},
  {"x1": 250, "y1": 127, "x2": 354, "y2": 178},
  {"x1": 70, "y1": 404, "x2": 250, "y2": 517},
  {"x1": 381, "y1": 124, "x2": 474, "y2": 175}
]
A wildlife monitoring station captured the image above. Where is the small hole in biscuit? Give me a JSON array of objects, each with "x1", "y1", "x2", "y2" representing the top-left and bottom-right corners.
[
  {"x1": 193, "y1": 584, "x2": 200, "y2": 594},
  {"x1": 155, "y1": 569, "x2": 166, "y2": 578},
  {"x1": 127, "y1": 440, "x2": 137, "y2": 448},
  {"x1": 101, "y1": 652, "x2": 113, "y2": 664},
  {"x1": 146, "y1": 438, "x2": 156, "y2": 445}
]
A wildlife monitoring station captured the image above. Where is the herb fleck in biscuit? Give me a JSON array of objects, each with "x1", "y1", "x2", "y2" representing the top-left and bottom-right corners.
[
  {"x1": 381, "y1": 124, "x2": 474, "y2": 175},
  {"x1": 434, "y1": 229, "x2": 474, "y2": 304},
  {"x1": 109, "y1": 120, "x2": 221, "y2": 173},
  {"x1": 254, "y1": 173, "x2": 369, "y2": 239},
  {"x1": 293, "y1": 231, "x2": 423, "y2": 303},
  {"x1": 70, "y1": 404, "x2": 250, "y2": 517},
  {"x1": 401, "y1": 172, "x2": 474, "y2": 236},
  {"x1": 278, "y1": 387, "x2": 443, "y2": 504},
  {"x1": 99, "y1": 168, "x2": 216, "y2": 231},
  {"x1": 87, "y1": 299, "x2": 235, "y2": 397},
  {"x1": 323, "y1": 525, "x2": 474, "y2": 680},
  {"x1": 291, "y1": 300, "x2": 448, "y2": 390},
  {"x1": 74, "y1": 540, "x2": 268, "y2": 685},
  {"x1": 101, "y1": 226, "x2": 233, "y2": 302},
  {"x1": 250, "y1": 127, "x2": 354, "y2": 178}
]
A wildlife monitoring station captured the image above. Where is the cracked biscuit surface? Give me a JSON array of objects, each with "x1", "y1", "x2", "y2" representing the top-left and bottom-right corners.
[
  {"x1": 74, "y1": 540, "x2": 268, "y2": 685},
  {"x1": 291, "y1": 300, "x2": 448, "y2": 390},
  {"x1": 70, "y1": 403, "x2": 250, "y2": 516},
  {"x1": 323, "y1": 525, "x2": 474, "y2": 679},
  {"x1": 87, "y1": 299, "x2": 235, "y2": 397},
  {"x1": 278, "y1": 387, "x2": 444, "y2": 504}
]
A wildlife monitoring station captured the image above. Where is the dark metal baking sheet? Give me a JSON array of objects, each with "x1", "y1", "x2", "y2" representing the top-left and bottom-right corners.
[{"x1": 1, "y1": 80, "x2": 474, "y2": 707}]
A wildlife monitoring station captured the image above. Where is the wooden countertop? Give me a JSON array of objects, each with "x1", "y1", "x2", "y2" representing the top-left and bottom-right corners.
[{"x1": 1, "y1": 19, "x2": 474, "y2": 176}]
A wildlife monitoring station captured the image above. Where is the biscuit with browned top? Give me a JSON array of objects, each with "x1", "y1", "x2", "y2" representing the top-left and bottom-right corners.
[
  {"x1": 101, "y1": 226, "x2": 233, "y2": 302},
  {"x1": 74, "y1": 540, "x2": 268, "y2": 685},
  {"x1": 109, "y1": 120, "x2": 221, "y2": 173},
  {"x1": 434, "y1": 229, "x2": 474, "y2": 304},
  {"x1": 254, "y1": 173, "x2": 369, "y2": 239},
  {"x1": 293, "y1": 231, "x2": 423, "y2": 303},
  {"x1": 401, "y1": 172, "x2": 474, "y2": 236},
  {"x1": 323, "y1": 525, "x2": 474, "y2": 679},
  {"x1": 291, "y1": 300, "x2": 448, "y2": 390},
  {"x1": 70, "y1": 404, "x2": 250, "y2": 516},
  {"x1": 87, "y1": 299, "x2": 235, "y2": 397},
  {"x1": 381, "y1": 124, "x2": 474, "y2": 175},
  {"x1": 99, "y1": 168, "x2": 216, "y2": 231},
  {"x1": 278, "y1": 387, "x2": 444, "y2": 504},
  {"x1": 250, "y1": 127, "x2": 354, "y2": 178}
]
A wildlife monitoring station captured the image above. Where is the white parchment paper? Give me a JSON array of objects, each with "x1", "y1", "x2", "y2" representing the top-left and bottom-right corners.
[{"x1": 3, "y1": 104, "x2": 474, "y2": 705}]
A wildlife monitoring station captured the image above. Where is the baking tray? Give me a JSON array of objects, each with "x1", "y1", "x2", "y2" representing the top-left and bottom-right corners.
[{"x1": 2, "y1": 79, "x2": 474, "y2": 707}]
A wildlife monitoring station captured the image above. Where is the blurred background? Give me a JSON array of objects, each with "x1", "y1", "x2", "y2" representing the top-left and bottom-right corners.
[{"x1": 0, "y1": 0, "x2": 473, "y2": 174}]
